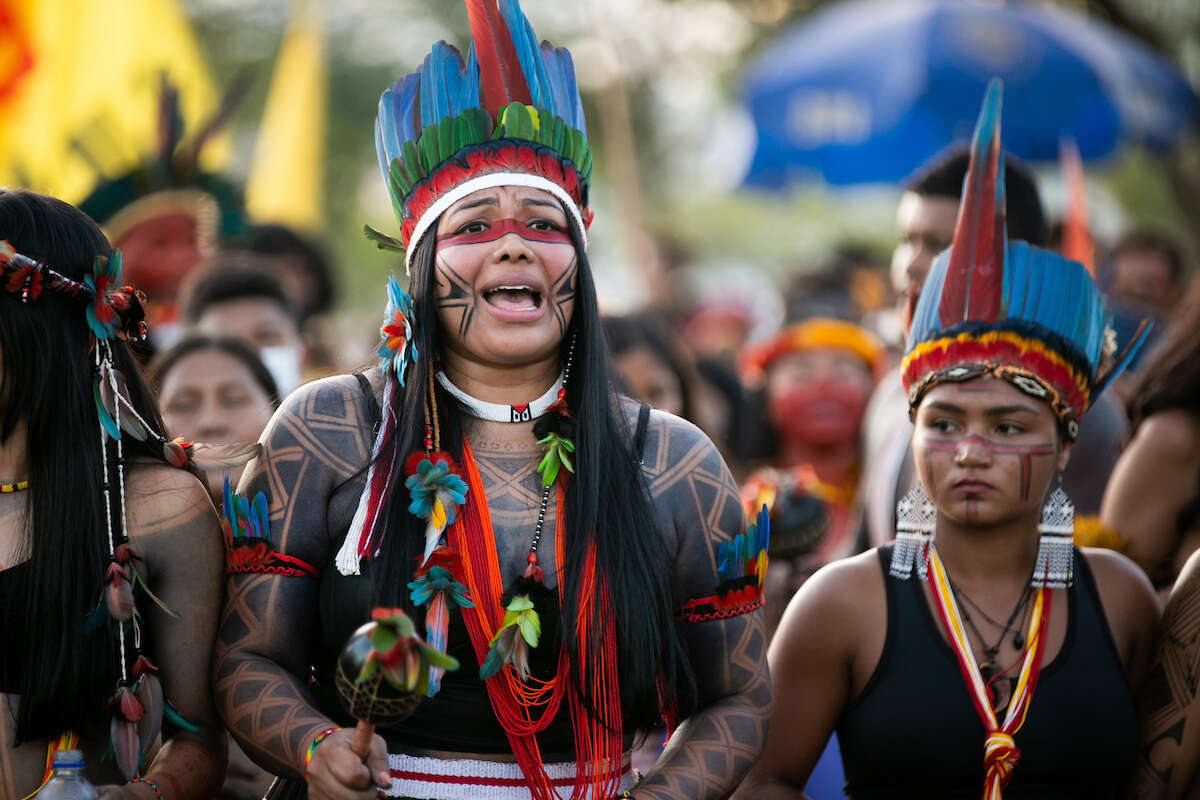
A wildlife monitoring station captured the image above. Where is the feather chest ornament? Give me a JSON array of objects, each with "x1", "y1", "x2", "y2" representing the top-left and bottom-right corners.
[
  {"x1": 404, "y1": 452, "x2": 469, "y2": 564},
  {"x1": 408, "y1": 551, "x2": 474, "y2": 696}
]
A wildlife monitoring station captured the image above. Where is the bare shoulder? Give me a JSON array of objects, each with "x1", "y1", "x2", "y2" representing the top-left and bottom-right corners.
[
  {"x1": 773, "y1": 550, "x2": 884, "y2": 662},
  {"x1": 1083, "y1": 547, "x2": 1161, "y2": 625},
  {"x1": 1133, "y1": 411, "x2": 1200, "y2": 465},
  {"x1": 788, "y1": 550, "x2": 885, "y2": 623},
  {"x1": 257, "y1": 372, "x2": 378, "y2": 480},
  {"x1": 126, "y1": 462, "x2": 216, "y2": 531},
  {"x1": 1084, "y1": 547, "x2": 1158, "y2": 597}
]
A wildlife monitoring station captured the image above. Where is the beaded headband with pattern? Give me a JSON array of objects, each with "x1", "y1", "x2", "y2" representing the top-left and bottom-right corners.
[
  {"x1": 367, "y1": 0, "x2": 593, "y2": 273},
  {"x1": 900, "y1": 80, "x2": 1148, "y2": 439}
]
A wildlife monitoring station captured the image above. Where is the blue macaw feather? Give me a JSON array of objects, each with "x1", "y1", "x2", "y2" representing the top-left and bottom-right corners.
[
  {"x1": 499, "y1": 0, "x2": 552, "y2": 112},
  {"x1": 461, "y1": 46, "x2": 481, "y2": 110},
  {"x1": 222, "y1": 475, "x2": 235, "y2": 526},
  {"x1": 252, "y1": 492, "x2": 269, "y2": 540},
  {"x1": 541, "y1": 43, "x2": 584, "y2": 133},
  {"x1": 756, "y1": 504, "x2": 771, "y2": 554},
  {"x1": 94, "y1": 383, "x2": 121, "y2": 439}
]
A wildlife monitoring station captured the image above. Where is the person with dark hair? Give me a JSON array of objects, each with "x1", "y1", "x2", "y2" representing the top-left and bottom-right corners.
[
  {"x1": 737, "y1": 83, "x2": 1157, "y2": 800},
  {"x1": 179, "y1": 259, "x2": 307, "y2": 395},
  {"x1": 0, "y1": 189, "x2": 226, "y2": 797},
  {"x1": 153, "y1": 336, "x2": 280, "y2": 506},
  {"x1": 1105, "y1": 228, "x2": 1187, "y2": 318},
  {"x1": 860, "y1": 140, "x2": 1126, "y2": 552},
  {"x1": 602, "y1": 312, "x2": 696, "y2": 421},
  {"x1": 892, "y1": 146, "x2": 1046, "y2": 310},
  {"x1": 213, "y1": 3, "x2": 770, "y2": 799},
  {"x1": 239, "y1": 223, "x2": 338, "y2": 322}
]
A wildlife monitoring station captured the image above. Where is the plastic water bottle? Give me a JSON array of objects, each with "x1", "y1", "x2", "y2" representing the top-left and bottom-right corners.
[{"x1": 38, "y1": 749, "x2": 98, "y2": 800}]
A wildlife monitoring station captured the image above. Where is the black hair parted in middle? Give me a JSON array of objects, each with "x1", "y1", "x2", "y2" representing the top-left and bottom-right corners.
[{"x1": 370, "y1": 210, "x2": 698, "y2": 730}]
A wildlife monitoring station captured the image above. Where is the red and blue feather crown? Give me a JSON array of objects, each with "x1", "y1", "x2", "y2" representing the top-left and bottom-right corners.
[
  {"x1": 901, "y1": 80, "x2": 1147, "y2": 438},
  {"x1": 373, "y1": 0, "x2": 593, "y2": 273}
]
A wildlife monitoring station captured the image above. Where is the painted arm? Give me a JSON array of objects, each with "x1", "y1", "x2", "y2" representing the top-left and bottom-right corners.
[
  {"x1": 102, "y1": 468, "x2": 228, "y2": 799},
  {"x1": 632, "y1": 415, "x2": 772, "y2": 800},
  {"x1": 213, "y1": 376, "x2": 390, "y2": 797},
  {"x1": 1135, "y1": 550, "x2": 1200, "y2": 799}
]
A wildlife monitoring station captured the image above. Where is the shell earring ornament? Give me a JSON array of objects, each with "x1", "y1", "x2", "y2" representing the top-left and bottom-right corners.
[
  {"x1": 1034, "y1": 476, "x2": 1075, "y2": 588},
  {"x1": 889, "y1": 486, "x2": 936, "y2": 580}
]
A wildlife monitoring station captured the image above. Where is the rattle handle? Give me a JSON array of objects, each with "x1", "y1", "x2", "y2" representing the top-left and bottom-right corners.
[{"x1": 350, "y1": 720, "x2": 375, "y2": 760}]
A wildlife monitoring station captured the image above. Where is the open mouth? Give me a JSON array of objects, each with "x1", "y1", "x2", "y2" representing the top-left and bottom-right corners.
[{"x1": 483, "y1": 285, "x2": 543, "y2": 312}]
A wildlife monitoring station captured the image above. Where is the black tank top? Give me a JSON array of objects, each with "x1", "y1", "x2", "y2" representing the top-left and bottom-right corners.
[
  {"x1": 0, "y1": 561, "x2": 28, "y2": 693},
  {"x1": 837, "y1": 546, "x2": 1137, "y2": 799}
]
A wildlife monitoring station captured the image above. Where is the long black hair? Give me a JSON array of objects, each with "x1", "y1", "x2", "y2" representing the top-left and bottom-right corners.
[
  {"x1": 0, "y1": 189, "x2": 171, "y2": 742},
  {"x1": 371, "y1": 211, "x2": 697, "y2": 729}
]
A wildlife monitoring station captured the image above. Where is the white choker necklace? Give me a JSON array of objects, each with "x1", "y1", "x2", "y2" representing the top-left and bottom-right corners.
[{"x1": 435, "y1": 370, "x2": 565, "y2": 423}]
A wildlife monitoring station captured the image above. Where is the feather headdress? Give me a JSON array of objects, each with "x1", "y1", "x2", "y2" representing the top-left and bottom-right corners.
[
  {"x1": 902, "y1": 80, "x2": 1148, "y2": 438},
  {"x1": 370, "y1": 0, "x2": 593, "y2": 273}
]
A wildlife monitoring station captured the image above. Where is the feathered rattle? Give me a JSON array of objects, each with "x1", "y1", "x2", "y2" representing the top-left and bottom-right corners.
[{"x1": 335, "y1": 607, "x2": 460, "y2": 758}]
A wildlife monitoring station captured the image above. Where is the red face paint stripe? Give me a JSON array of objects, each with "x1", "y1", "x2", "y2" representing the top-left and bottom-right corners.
[{"x1": 437, "y1": 217, "x2": 573, "y2": 248}]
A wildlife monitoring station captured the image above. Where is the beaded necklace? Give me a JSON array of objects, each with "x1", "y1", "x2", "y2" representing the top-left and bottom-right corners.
[{"x1": 0, "y1": 480, "x2": 29, "y2": 493}]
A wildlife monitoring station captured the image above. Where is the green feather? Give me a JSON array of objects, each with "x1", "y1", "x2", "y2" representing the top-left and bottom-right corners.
[
  {"x1": 403, "y1": 140, "x2": 423, "y2": 180},
  {"x1": 536, "y1": 108, "x2": 554, "y2": 147},
  {"x1": 163, "y1": 704, "x2": 200, "y2": 734},
  {"x1": 552, "y1": 117, "x2": 566, "y2": 156},
  {"x1": 438, "y1": 118, "x2": 455, "y2": 162},
  {"x1": 363, "y1": 225, "x2": 406, "y2": 252},
  {"x1": 419, "y1": 125, "x2": 440, "y2": 173}
]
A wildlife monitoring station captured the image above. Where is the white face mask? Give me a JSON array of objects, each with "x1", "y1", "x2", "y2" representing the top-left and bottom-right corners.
[{"x1": 258, "y1": 345, "x2": 302, "y2": 396}]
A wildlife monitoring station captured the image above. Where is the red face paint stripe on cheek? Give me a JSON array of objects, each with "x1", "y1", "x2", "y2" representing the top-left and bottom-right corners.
[{"x1": 436, "y1": 218, "x2": 573, "y2": 247}]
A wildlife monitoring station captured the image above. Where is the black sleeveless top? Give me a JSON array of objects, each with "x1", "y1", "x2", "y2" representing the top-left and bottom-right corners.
[
  {"x1": 0, "y1": 561, "x2": 28, "y2": 693},
  {"x1": 837, "y1": 546, "x2": 1137, "y2": 799}
]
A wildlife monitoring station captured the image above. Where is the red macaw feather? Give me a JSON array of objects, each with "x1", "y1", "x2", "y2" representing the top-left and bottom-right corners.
[
  {"x1": 1060, "y1": 138, "x2": 1095, "y2": 276},
  {"x1": 111, "y1": 714, "x2": 141, "y2": 780},
  {"x1": 939, "y1": 80, "x2": 1005, "y2": 328},
  {"x1": 465, "y1": 0, "x2": 532, "y2": 115},
  {"x1": 135, "y1": 673, "x2": 164, "y2": 754}
]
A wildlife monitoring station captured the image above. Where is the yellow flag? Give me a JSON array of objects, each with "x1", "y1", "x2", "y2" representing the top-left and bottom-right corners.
[
  {"x1": 245, "y1": 0, "x2": 326, "y2": 231},
  {"x1": 0, "y1": 0, "x2": 226, "y2": 203}
]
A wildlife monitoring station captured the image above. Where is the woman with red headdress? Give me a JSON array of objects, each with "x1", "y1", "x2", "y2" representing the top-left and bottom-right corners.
[{"x1": 213, "y1": 2, "x2": 771, "y2": 799}]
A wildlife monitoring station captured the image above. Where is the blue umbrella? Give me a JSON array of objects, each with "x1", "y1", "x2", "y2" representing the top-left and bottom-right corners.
[{"x1": 742, "y1": 0, "x2": 1199, "y2": 186}]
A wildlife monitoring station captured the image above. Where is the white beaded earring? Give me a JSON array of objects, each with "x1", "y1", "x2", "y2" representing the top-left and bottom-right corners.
[{"x1": 889, "y1": 486, "x2": 936, "y2": 580}]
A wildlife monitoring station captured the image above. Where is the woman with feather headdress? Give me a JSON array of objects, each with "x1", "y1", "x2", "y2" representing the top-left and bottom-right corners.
[
  {"x1": 735, "y1": 82, "x2": 1160, "y2": 800},
  {"x1": 212, "y1": 2, "x2": 771, "y2": 799},
  {"x1": 0, "y1": 189, "x2": 227, "y2": 798}
]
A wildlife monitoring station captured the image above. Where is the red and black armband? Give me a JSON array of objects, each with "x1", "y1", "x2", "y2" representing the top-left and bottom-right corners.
[
  {"x1": 676, "y1": 505, "x2": 770, "y2": 623},
  {"x1": 222, "y1": 478, "x2": 319, "y2": 578}
]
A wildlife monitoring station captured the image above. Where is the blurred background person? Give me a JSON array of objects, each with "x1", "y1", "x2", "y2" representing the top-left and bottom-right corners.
[
  {"x1": 1102, "y1": 278, "x2": 1200, "y2": 592},
  {"x1": 152, "y1": 335, "x2": 279, "y2": 504},
  {"x1": 1104, "y1": 228, "x2": 1188, "y2": 320},
  {"x1": 741, "y1": 318, "x2": 885, "y2": 633},
  {"x1": 237, "y1": 222, "x2": 341, "y2": 376},
  {"x1": 603, "y1": 311, "x2": 697, "y2": 420},
  {"x1": 179, "y1": 260, "x2": 307, "y2": 396}
]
